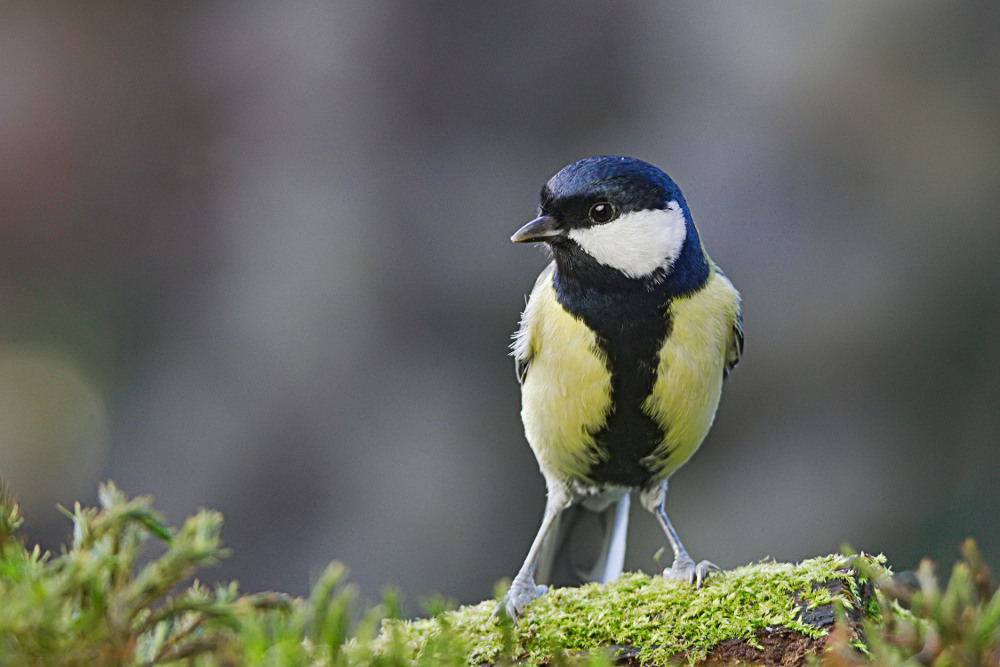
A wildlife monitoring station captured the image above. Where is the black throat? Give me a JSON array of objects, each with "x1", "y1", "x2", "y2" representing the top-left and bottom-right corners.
[{"x1": 549, "y1": 237, "x2": 708, "y2": 487}]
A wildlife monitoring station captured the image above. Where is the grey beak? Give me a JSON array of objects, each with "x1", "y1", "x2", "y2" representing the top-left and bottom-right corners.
[{"x1": 511, "y1": 215, "x2": 560, "y2": 243}]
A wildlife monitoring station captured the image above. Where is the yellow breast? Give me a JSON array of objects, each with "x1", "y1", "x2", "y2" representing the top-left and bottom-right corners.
[
  {"x1": 642, "y1": 265, "x2": 741, "y2": 480},
  {"x1": 514, "y1": 266, "x2": 612, "y2": 484}
]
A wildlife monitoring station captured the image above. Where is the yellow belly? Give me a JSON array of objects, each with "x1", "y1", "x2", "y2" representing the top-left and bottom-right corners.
[{"x1": 518, "y1": 274, "x2": 613, "y2": 484}]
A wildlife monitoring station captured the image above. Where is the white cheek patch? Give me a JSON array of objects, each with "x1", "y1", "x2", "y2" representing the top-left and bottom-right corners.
[{"x1": 567, "y1": 201, "x2": 687, "y2": 278}]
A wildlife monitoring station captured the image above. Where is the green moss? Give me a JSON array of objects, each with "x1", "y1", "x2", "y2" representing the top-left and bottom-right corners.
[{"x1": 379, "y1": 555, "x2": 883, "y2": 665}]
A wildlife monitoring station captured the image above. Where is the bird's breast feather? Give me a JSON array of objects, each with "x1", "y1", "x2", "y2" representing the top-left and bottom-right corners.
[
  {"x1": 515, "y1": 266, "x2": 612, "y2": 483},
  {"x1": 642, "y1": 267, "x2": 742, "y2": 478}
]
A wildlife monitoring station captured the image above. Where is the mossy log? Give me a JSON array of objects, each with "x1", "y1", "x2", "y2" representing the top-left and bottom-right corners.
[{"x1": 377, "y1": 555, "x2": 882, "y2": 666}]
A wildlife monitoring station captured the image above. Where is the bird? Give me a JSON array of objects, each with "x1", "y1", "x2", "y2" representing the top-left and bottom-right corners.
[{"x1": 496, "y1": 156, "x2": 743, "y2": 619}]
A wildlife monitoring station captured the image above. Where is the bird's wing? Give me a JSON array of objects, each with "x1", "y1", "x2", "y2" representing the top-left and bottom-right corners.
[
  {"x1": 515, "y1": 351, "x2": 529, "y2": 384},
  {"x1": 710, "y1": 262, "x2": 743, "y2": 379},
  {"x1": 512, "y1": 262, "x2": 556, "y2": 384},
  {"x1": 725, "y1": 302, "x2": 743, "y2": 378}
]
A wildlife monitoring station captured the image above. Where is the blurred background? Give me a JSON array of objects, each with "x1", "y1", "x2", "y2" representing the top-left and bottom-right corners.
[{"x1": 1, "y1": 1, "x2": 998, "y2": 611}]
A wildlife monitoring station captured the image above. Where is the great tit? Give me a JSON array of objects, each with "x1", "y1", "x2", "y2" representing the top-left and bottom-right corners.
[{"x1": 497, "y1": 156, "x2": 742, "y2": 619}]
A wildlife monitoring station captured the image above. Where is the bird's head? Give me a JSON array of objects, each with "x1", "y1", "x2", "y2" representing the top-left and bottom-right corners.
[{"x1": 512, "y1": 156, "x2": 706, "y2": 289}]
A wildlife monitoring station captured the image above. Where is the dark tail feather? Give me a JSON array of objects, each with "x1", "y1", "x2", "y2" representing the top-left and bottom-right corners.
[{"x1": 534, "y1": 491, "x2": 630, "y2": 587}]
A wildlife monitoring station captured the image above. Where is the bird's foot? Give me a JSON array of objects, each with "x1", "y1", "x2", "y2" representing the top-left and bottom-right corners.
[
  {"x1": 663, "y1": 554, "x2": 720, "y2": 588},
  {"x1": 491, "y1": 575, "x2": 548, "y2": 621}
]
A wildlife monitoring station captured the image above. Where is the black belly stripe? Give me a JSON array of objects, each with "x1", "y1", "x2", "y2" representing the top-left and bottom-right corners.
[
  {"x1": 548, "y1": 232, "x2": 710, "y2": 488},
  {"x1": 553, "y1": 279, "x2": 674, "y2": 488}
]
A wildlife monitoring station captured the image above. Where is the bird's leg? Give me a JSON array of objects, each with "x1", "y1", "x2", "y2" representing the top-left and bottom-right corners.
[
  {"x1": 493, "y1": 493, "x2": 566, "y2": 620},
  {"x1": 643, "y1": 481, "x2": 720, "y2": 587}
]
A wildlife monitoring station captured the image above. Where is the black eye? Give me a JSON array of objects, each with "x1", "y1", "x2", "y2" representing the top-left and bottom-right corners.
[{"x1": 587, "y1": 201, "x2": 616, "y2": 224}]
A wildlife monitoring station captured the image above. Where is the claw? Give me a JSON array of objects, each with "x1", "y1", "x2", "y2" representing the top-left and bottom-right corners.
[
  {"x1": 491, "y1": 576, "x2": 548, "y2": 621},
  {"x1": 664, "y1": 555, "x2": 720, "y2": 587}
]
